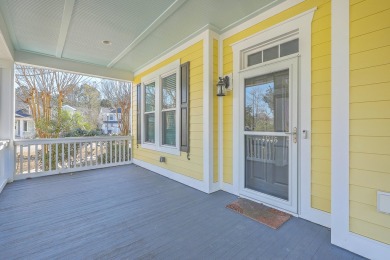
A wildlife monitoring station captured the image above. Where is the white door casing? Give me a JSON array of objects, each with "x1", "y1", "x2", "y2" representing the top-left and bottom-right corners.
[{"x1": 230, "y1": 8, "x2": 331, "y2": 226}]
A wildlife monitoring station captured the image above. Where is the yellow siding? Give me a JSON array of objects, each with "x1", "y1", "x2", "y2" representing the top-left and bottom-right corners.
[
  {"x1": 349, "y1": 0, "x2": 390, "y2": 244},
  {"x1": 132, "y1": 41, "x2": 204, "y2": 180},
  {"x1": 222, "y1": 0, "x2": 332, "y2": 212},
  {"x1": 213, "y1": 39, "x2": 219, "y2": 183}
]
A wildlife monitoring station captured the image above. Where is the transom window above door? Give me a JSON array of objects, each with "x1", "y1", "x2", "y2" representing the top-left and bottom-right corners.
[{"x1": 243, "y1": 37, "x2": 299, "y2": 69}]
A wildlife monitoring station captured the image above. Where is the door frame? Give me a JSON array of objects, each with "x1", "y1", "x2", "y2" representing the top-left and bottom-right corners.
[
  {"x1": 238, "y1": 57, "x2": 299, "y2": 214},
  {"x1": 229, "y1": 9, "x2": 330, "y2": 225}
]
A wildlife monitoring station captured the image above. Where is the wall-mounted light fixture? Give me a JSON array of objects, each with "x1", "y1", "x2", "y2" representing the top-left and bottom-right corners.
[{"x1": 216, "y1": 76, "x2": 230, "y2": 96}]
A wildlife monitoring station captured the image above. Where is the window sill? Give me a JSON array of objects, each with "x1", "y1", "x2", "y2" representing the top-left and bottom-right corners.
[{"x1": 141, "y1": 143, "x2": 181, "y2": 156}]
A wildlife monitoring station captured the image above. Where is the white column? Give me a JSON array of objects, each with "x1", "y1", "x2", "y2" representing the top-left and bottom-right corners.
[{"x1": 0, "y1": 63, "x2": 15, "y2": 184}]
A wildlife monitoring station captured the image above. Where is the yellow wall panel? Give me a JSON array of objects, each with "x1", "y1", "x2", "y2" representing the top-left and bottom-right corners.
[
  {"x1": 312, "y1": 95, "x2": 330, "y2": 108},
  {"x1": 312, "y1": 121, "x2": 331, "y2": 134},
  {"x1": 350, "y1": 46, "x2": 390, "y2": 71},
  {"x1": 312, "y1": 42, "x2": 331, "y2": 58},
  {"x1": 350, "y1": 28, "x2": 390, "y2": 54},
  {"x1": 312, "y1": 158, "x2": 331, "y2": 173},
  {"x1": 350, "y1": 185, "x2": 377, "y2": 206},
  {"x1": 312, "y1": 196, "x2": 330, "y2": 213},
  {"x1": 312, "y1": 81, "x2": 331, "y2": 96},
  {"x1": 350, "y1": 153, "x2": 390, "y2": 174},
  {"x1": 350, "y1": 169, "x2": 390, "y2": 191},
  {"x1": 350, "y1": 101, "x2": 390, "y2": 119},
  {"x1": 350, "y1": 83, "x2": 390, "y2": 103},
  {"x1": 350, "y1": 64, "x2": 390, "y2": 87},
  {"x1": 312, "y1": 28, "x2": 330, "y2": 46},
  {"x1": 350, "y1": 119, "x2": 390, "y2": 136},
  {"x1": 351, "y1": 8, "x2": 390, "y2": 38},
  {"x1": 312, "y1": 108, "x2": 331, "y2": 120},
  {"x1": 312, "y1": 55, "x2": 331, "y2": 71},
  {"x1": 312, "y1": 171, "x2": 331, "y2": 186},
  {"x1": 132, "y1": 41, "x2": 204, "y2": 181},
  {"x1": 350, "y1": 0, "x2": 390, "y2": 21},
  {"x1": 311, "y1": 133, "x2": 331, "y2": 147},
  {"x1": 350, "y1": 136, "x2": 390, "y2": 155},
  {"x1": 350, "y1": 218, "x2": 390, "y2": 245},
  {"x1": 351, "y1": 201, "x2": 390, "y2": 229}
]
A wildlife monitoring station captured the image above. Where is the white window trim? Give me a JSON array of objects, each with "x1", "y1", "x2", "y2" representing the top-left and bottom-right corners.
[{"x1": 140, "y1": 60, "x2": 181, "y2": 156}]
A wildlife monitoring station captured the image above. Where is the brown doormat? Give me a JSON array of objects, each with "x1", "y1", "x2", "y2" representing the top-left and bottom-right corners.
[{"x1": 226, "y1": 198, "x2": 291, "y2": 229}]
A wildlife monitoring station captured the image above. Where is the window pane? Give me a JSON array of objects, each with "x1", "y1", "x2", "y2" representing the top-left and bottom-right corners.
[
  {"x1": 145, "y1": 82, "x2": 155, "y2": 112},
  {"x1": 248, "y1": 51, "x2": 262, "y2": 67},
  {"x1": 162, "y1": 111, "x2": 176, "y2": 146},
  {"x1": 244, "y1": 69, "x2": 289, "y2": 132},
  {"x1": 280, "y1": 39, "x2": 299, "y2": 57},
  {"x1": 144, "y1": 113, "x2": 155, "y2": 143},
  {"x1": 263, "y1": 46, "x2": 279, "y2": 62},
  {"x1": 162, "y1": 73, "x2": 176, "y2": 109}
]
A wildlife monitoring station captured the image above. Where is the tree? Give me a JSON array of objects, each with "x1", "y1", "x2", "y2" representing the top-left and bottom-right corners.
[
  {"x1": 67, "y1": 84, "x2": 101, "y2": 129},
  {"x1": 99, "y1": 80, "x2": 132, "y2": 136},
  {"x1": 15, "y1": 64, "x2": 85, "y2": 138}
]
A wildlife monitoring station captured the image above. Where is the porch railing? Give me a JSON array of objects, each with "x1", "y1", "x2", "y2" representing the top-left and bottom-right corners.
[{"x1": 14, "y1": 136, "x2": 132, "y2": 180}]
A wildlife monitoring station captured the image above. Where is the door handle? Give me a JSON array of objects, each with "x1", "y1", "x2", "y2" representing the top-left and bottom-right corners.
[{"x1": 285, "y1": 127, "x2": 297, "y2": 143}]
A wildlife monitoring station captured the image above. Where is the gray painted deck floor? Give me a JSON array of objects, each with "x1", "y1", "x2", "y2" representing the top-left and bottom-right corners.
[{"x1": 0, "y1": 165, "x2": 364, "y2": 259}]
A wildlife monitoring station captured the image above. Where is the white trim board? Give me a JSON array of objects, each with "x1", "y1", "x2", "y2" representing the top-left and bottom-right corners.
[
  {"x1": 331, "y1": 1, "x2": 390, "y2": 259},
  {"x1": 203, "y1": 31, "x2": 214, "y2": 193},
  {"x1": 133, "y1": 159, "x2": 208, "y2": 193}
]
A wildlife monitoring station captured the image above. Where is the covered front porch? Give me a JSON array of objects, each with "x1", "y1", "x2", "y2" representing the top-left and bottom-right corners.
[{"x1": 0, "y1": 165, "x2": 362, "y2": 259}]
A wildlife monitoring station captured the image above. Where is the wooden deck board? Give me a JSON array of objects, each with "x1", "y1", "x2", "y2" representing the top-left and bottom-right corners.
[{"x1": 0, "y1": 165, "x2": 364, "y2": 259}]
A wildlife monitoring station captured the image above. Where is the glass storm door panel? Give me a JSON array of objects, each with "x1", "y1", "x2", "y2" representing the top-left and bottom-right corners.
[
  {"x1": 244, "y1": 70, "x2": 289, "y2": 200},
  {"x1": 240, "y1": 58, "x2": 298, "y2": 213}
]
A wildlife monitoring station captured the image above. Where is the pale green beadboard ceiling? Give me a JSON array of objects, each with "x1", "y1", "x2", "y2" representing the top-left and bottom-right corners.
[{"x1": 0, "y1": 0, "x2": 285, "y2": 72}]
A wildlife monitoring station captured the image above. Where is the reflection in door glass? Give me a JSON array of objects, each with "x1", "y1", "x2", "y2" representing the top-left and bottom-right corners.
[
  {"x1": 245, "y1": 135, "x2": 289, "y2": 200},
  {"x1": 244, "y1": 70, "x2": 289, "y2": 132}
]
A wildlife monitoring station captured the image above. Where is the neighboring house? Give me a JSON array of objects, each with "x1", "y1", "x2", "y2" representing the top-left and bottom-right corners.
[
  {"x1": 100, "y1": 108, "x2": 121, "y2": 135},
  {"x1": 14, "y1": 101, "x2": 35, "y2": 139},
  {"x1": 62, "y1": 105, "x2": 76, "y2": 115}
]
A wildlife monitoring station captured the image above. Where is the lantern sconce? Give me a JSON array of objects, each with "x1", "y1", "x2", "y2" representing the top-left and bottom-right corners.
[{"x1": 216, "y1": 75, "x2": 231, "y2": 97}]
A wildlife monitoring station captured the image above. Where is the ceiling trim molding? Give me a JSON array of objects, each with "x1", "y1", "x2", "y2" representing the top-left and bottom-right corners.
[
  {"x1": 133, "y1": 25, "x2": 218, "y2": 75},
  {"x1": 56, "y1": 0, "x2": 76, "y2": 58},
  {"x1": 15, "y1": 50, "x2": 133, "y2": 81},
  {"x1": 107, "y1": 0, "x2": 188, "y2": 68}
]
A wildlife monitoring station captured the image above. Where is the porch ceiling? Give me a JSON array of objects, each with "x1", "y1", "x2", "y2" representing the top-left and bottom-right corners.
[{"x1": 0, "y1": 0, "x2": 285, "y2": 74}]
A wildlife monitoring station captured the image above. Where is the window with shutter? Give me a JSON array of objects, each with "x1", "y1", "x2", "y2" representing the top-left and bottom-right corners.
[
  {"x1": 139, "y1": 60, "x2": 181, "y2": 155},
  {"x1": 180, "y1": 62, "x2": 189, "y2": 153}
]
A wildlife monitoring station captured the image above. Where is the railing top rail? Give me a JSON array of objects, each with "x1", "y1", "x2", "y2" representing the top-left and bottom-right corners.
[{"x1": 14, "y1": 135, "x2": 132, "y2": 145}]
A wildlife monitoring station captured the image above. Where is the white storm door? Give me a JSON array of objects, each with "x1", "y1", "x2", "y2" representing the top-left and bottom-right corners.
[{"x1": 239, "y1": 57, "x2": 298, "y2": 214}]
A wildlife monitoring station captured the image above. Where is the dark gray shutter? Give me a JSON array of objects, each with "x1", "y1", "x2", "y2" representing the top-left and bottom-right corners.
[
  {"x1": 180, "y1": 62, "x2": 190, "y2": 153},
  {"x1": 136, "y1": 83, "x2": 141, "y2": 144}
]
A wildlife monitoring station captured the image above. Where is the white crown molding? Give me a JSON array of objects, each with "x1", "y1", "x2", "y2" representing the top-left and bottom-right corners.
[
  {"x1": 15, "y1": 50, "x2": 133, "y2": 81},
  {"x1": 108, "y1": 0, "x2": 188, "y2": 68}
]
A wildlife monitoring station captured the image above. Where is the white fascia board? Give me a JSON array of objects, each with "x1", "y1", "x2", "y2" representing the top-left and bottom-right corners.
[{"x1": 15, "y1": 50, "x2": 133, "y2": 81}]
